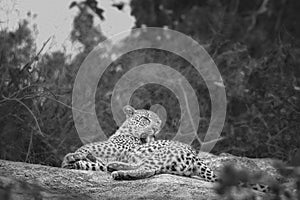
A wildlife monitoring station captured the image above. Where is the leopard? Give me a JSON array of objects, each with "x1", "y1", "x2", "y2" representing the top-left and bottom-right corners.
[
  {"x1": 61, "y1": 105, "x2": 162, "y2": 171},
  {"x1": 62, "y1": 105, "x2": 273, "y2": 194},
  {"x1": 106, "y1": 139, "x2": 271, "y2": 193}
]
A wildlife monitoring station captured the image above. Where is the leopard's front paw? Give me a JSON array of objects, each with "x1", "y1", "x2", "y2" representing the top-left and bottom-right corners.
[
  {"x1": 107, "y1": 162, "x2": 119, "y2": 172},
  {"x1": 111, "y1": 171, "x2": 123, "y2": 180},
  {"x1": 62, "y1": 163, "x2": 77, "y2": 169},
  {"x1": 61, "y1": 152, "x2": 86, "y2": 168},
  {"x1": 62, "y1": 160, "x2": 85, "y2": 170}
]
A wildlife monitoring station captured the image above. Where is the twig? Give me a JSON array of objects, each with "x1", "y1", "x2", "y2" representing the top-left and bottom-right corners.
[
  {"x1": 5, "y1": 84, "x2": 36, "y2": 99},
  {"x1": 178, "y1": 79, "x2": 200, "y2": 143},
  {"x1": 247, "y1": 0, "x2": 270, "y2": 31},
  {"x1": 45, "y1": 96, "x2": 94, "y2": 114},
  {"x1": 1, "y1": 86, "x2": 94, "y2": 115},
  {"x1": 202, "y1": 136, "x2": 225, "y2": 146},
  {"x1": 21, "y1": 37, "x2": 52, "y2": 73},
  {"x1": 267, "y1": 126, "x2": 289, "y2": 144},
  {"x1": 25, "y1": 130, "x2": 33, "y2": 162},
  {"x1": 2, "y1": 95, "x2": 44, "y2": 137}
]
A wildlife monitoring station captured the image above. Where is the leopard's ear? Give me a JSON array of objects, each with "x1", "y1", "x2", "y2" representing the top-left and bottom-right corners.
[{"x1": 123, "y1": 105, "x2": 135, "y2": 118}]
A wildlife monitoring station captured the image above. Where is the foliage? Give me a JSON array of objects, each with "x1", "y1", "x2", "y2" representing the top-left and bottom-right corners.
[
  {"x1": 0, "y1": 3, "x2": 105, "y2": 165},
  {"x1": 127, "y1": 0, "x2": 300, "y2": 161},
  {"x1": 215, "y1": 151, "x2": 300, "y2": 199},
  {"x1": 0, "y1": 20, "x2": 39, "y2": 162},
  {"x1": 0, "y1": 0, "x2": 299, "y2": 169}
]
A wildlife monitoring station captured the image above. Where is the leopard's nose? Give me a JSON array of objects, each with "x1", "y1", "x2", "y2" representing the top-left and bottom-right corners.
[{"x1": 152, "y1": 126, "x2": 160, "y2": 133}]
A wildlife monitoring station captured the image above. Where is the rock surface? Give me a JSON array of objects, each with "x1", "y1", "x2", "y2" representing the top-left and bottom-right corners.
[{"x1": 0, "y1": 154, "x2": 292, "y2": 200}]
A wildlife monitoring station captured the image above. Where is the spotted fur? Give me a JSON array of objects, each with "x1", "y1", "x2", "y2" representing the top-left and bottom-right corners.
[
  {"x1": 61, "y1": 105, "x2": 162, "y2": 171},
  {"x1": 106, "y1": 140, "x2": 270, "y2": 193},
  {"x1": 62, "y1": 105, "x2": 271, "y2": 193}
]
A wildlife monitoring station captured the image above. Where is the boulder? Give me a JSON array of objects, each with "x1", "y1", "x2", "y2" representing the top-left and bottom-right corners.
[{"x1": 0, "y1": 153, "x2": 294, "y2": 200}]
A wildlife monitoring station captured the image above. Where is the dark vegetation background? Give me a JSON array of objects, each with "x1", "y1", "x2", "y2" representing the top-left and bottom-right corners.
[{"x1": 0, "y1": 0, "x2": 299, "y2": 167}]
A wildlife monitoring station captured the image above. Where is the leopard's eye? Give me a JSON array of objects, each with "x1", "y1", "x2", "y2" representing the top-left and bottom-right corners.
[{"x1": 139, "y1": 116, "x2": 151, "y2": 125}]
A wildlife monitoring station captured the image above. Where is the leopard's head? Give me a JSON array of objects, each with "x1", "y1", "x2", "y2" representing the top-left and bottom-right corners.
[{"x1": 122, "y1": 105, "x2": 162, "y2": 142}]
